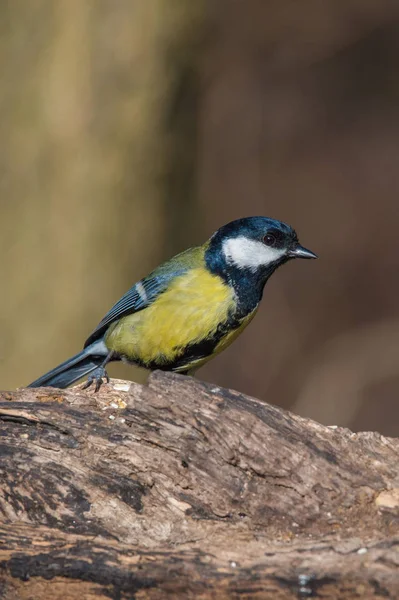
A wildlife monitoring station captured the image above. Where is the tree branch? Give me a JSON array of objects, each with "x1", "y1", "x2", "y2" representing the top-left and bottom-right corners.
[{"x1": 0, "y1": 372, "x2": 398, "y2": 598}]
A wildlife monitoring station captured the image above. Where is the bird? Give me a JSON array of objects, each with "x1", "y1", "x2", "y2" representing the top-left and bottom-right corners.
[{"x1": 27, "y1": 216, "x2": 317, "y2": 391}]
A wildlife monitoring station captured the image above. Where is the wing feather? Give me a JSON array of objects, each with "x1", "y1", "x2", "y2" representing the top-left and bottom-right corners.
[{"x1": 84, "y1": 246, "x2": 205, "y2": 347}]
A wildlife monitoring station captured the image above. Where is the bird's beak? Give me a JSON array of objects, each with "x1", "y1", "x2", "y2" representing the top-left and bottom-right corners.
[{"x1": 288, "y1": 244, "x2": 318, "y2": 260}]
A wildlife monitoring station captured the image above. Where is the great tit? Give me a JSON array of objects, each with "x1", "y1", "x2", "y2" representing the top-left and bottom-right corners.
[{"x1": 28, "y1": 216, "x2": 317, "y2": 391}]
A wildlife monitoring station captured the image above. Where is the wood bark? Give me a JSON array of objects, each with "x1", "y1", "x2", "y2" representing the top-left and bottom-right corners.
[{"x1": 0, "y1": 372, "x2": 398, "y2": 599}]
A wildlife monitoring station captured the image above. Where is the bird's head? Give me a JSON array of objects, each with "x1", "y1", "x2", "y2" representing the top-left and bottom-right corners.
[{"x1": 206, "y1": 216, "x2": 317, "y2": 285}]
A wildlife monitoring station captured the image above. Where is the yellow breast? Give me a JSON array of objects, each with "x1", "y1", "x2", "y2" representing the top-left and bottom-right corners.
[{"x1": 105, "y1": 268, "x2": 238, "y2": 367}]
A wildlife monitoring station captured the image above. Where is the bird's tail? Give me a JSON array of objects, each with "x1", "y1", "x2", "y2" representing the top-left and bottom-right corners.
[{"x1": 27, "y1": 340, "x2": 108, "y2": 389}]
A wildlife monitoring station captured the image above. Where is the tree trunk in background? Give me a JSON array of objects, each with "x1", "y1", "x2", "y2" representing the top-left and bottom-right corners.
[
  {"x1": 0, "y1": 374, "x2": 398, "y2": 598},
  {"x1": 0, "y1": 1, "x2": 205, "y2": 389}
]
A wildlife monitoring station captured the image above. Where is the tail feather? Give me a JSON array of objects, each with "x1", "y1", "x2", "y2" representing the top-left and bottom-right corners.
[{"x1": 27, "y1": 340, "x2": 108, "y2": 389}]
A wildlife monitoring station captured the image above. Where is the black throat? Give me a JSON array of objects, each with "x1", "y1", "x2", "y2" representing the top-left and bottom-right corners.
[{"x1": 205, "y1": 243, "x2": 287, "y2": 318}]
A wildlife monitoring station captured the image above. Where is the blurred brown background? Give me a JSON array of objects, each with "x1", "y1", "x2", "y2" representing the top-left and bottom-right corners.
[{"x1": 1, "y1": 0, "x2": 399, "y2": 436}]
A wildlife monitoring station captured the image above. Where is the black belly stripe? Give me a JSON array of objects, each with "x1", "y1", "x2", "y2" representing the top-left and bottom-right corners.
[{"x1": 134, "y1": 308, "x2": 246, "y2": 373}]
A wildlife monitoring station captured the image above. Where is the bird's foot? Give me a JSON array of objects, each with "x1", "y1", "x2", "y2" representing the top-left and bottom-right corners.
[{"x1": 82, "y1": 367, "x2": 110, "y2": 392}]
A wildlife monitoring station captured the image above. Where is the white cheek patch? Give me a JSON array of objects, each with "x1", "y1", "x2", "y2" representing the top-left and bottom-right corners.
[{"x1": 222, "y1": 236, "x2": 286, "y2": 271}]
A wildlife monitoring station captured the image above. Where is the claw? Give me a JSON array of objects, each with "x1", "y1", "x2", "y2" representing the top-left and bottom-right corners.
[{"x1": 82, "y1": 367, "x2": 110, "y2": 392}]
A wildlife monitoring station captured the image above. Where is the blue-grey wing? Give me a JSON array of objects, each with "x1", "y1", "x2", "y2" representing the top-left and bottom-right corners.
[
  {"x1": 84, "y1": 245, "x2": 204, "y2": 347},
  {"x1": 84, "y1": 272, "x2": 183, "y2": 347}
]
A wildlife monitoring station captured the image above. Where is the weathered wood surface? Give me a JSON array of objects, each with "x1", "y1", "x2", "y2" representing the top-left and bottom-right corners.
[{"x1": 0, "y1": 372, "x2": 398, "y2": 599}]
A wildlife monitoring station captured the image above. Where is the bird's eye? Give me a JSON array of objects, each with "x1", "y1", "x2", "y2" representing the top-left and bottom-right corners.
[{"x1": 263, "y1": 233, "x2": 277, "y2": 247}]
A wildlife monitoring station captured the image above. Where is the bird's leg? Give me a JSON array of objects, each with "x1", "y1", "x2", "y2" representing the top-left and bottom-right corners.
[{"x1": 82, "y1": 351, "x2": 115, "y2": 392}]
